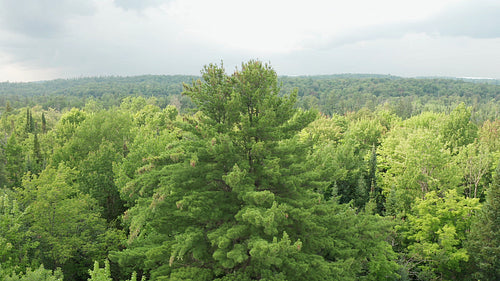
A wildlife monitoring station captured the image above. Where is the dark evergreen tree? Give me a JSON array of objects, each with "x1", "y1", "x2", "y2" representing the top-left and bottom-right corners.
[
  {"x1": 41, "y1": 112, "x2": 47, "y2": 134},
  {"x1": 33, "y1": 133, "x2": 43, "y2": 174},
  {"x1": 25, "y1": 108, "x2": 34, "y2": 134},
  {"x1": 368, "y1": 145, "x2": 385, "y2": 214},
  {"x1": 4, "y1": 101, "x2": 12, "y2": 114},
  {"x1": 467, "y1": 161, "x2": 500, "y2": 280}
]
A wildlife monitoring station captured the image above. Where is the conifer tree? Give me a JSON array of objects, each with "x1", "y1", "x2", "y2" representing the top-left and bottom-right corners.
[
  {"x1": 25, "y1": 108, "x2": 34, "y2": 134},
  {"x1": 368, "y1": 145, "x2": 385, "y2": 214},
  {"x1": 5, "y1": 101, "x2": 12, "y2": 114},
  {"x1": 41, "y1": 113, "x2": 46, "y2": 134},
  {"x1": 32, "y1": 133, "x2": 43, "y2": 174},
  {"x1": 112, "y1": 61, "x2": 399, "y2": 280},
  {"x1": 25, "y1": 108, "x2": 30, "y2": 134},
  {"x1": 467, "y1": 161, "x2": 500, "y2": 280}
]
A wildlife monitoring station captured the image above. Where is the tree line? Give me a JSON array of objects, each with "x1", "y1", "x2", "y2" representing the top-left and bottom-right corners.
[{"x1": 1, "y1": 72, "x2": 499, "y2": 122}]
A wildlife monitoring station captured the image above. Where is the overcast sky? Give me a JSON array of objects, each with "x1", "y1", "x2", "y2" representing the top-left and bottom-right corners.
[{"x1": 1, "y1": 0, "x2": 499, "y2": 81}]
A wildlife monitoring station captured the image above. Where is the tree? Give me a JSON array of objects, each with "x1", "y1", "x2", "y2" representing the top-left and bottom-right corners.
[
  {"x1": 0, "y1": 190, "x2": 38, "y2": 275},
  {"x1": 21, "y1": 164, "x2": 124, "y2": 280},
  {"x1": 25, "y1": 108, "x2": 34, "y2": 134},
  {"x1": 78, "y1": 141, "x2": 125, "y2": 223},
  {"x1": 112, "y1": 61, "x2": 309, "y2": 279},
  {"x1": 344, "y1": 116, "x2": 385, "y2": 150},
  {"x1": 466, "y1": 161, "x2": 500, "y2": 280},
  {"x1": 51, "y1": 109, "x2": 133, "y2": 222},
  {"x1": 54, "y1": 108, "x2": 87, "y2": 145},
  {"x1": 401, "y1": 190, "x2": 480, "y2": 279},
  {"x1": 1, "y1": 265, "x2": 63, "y2": 281},
  {"x1": 112, "y1": 61, "x2": 398, "y2": 280},
  {"x1": 87, "y1": 260, "x2": 111, "y2": 281},
  {"x1": 440, "y1": 103, "x2": 478, "y2": 154},
  {"x1": 379, "y1": 126, "x2": 461, "y2": 215},
  {"x1": 32, "y1": 133, "x2": 43, "y2": 174},
  {"x1": 87, "y1": 260, "x2": 145, "y2": 281},
  {"x1": 368, "y1": 145, "x2": 385, "y2": 215},
  {"x1": 297, "y1": 114, "x2": 347, "y2": 146},
  {"x1": 5, "y1": 101, "x2": 13, "y2": 114},
  {"x1": 306, "y1": 139, "x2": 367, "y2": 206},
  {"x1": 457, "y1": 142, "x2": 492, "y2": 198},
  {"x1": 478, "y1": 119, "x2": 500, "y2": 152},
  {"x1": 0, "y1": 143, "x2": 7, "y2": 188},
  {"x1": 52, "y1": 109, "x2": 132, "y2": 166},
  {"x1": 4, "y1": 133, "x2": 24, "y2": 188},
  {"x1": 41, "y1": 113, "x2": 46, "y2": 134}
]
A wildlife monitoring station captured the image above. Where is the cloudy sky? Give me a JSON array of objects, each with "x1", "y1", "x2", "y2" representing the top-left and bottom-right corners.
[{"x1": 1, "y1": 0, "x2": 499, "y2": 81}]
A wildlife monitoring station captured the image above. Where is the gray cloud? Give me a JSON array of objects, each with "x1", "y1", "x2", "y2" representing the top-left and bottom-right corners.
[
  {"x1": 275, "y1": 34, "x2": 500, "y2": 78},
  {"x1": 1, "y1": 0, "x2": 500, "y2": 81},
  {"x1": 113, "y1": 0, "x2": 168, "y2": 11},
  {"x1": 320, "y1": 0, "x2": 500, "y2": 49},
  {"x1": 0, "y1": 0, "x2": 95, "y2": 37},
  {"x1": 425, "y1": 0, "x2": 500, "y2": 38}
]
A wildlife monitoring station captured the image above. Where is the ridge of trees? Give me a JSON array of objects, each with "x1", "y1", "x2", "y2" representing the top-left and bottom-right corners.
[{"x1": 1, "y1": 74, "x2": 499, "y2": 122}]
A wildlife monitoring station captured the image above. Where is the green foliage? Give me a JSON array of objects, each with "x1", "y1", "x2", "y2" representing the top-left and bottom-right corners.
[
  {"x1": 20, "y1": 164, "x2": 124, "y2": 280},
  {"x1": 0, "y1": 75, "x2": 196, "y2": 111},
  {"x1": 0, "y1": 62, "x2": 498, "y2": 280},
  {"x1": 401, "y1": 190, "x2": 480, "y2": 279},
  {"x1": 307, "y1": 140, "x2": 366, "y2": 204},
  {"x1": 1, "y1": 265, "x2": 63, "y2": 281},
  {"x1": 466, "y1": 161, "x2": 500, "y2": 280},
  {"x1": 479, "y1": 119, "x2": 500, "y2": 152},
  {"x1": 300, "y1": 201, "x2": 400, "y2": 281},
  {"x1": 0, "y1": 189, "x2": 38, "y2": 274},
  {"x1": 456, "y1": 141, "x2": 492, "y2": 199},
  {"x1": 25, "y1": 108, "x2": 35, "y2": 134},
  {"x1": 378, "y1": 115, "x2": 462, "y2": 215},
  {"x1": 51, "y1": 109, "x2": 133, "y2": 223},
  {"x1": 109, "y1": 61, "x2": 402, "y2": 281},
  {"x1": 30, "y1": 133, "x2": 43, "y2": 174},
  {"x1": 55, "y1": 108, "x2": 87, "y2": 144},
  {"x1": 183, "y1": 63, "x2": 236, "y2": 131},
  {"x1": 41, "y1": 112, "x2": 47, "y2": 134},
  {"x1": 440, "y1": 103, "x2": 478, "y2": 154},
  {"x1": 344, "y1": 116, "x2": 385, "y2": 150},
  {"x1": 53, "y1": 109, "x2": 132, "y2": 165},
  {"x1": 87, "y1": 260, "x2": 111, "y2": 281},
  {"x1": 282, "y1": 76, "x2": 500, "y2": 122},
  {"x1": 298, "y1": 114, "x2": 347, "y2": 146},
  {"x1": 78, "y1": 141, "x2": 125, "y2": 222},
  {"x1": 3, "y1": 133, "x2": 23, "y2": 187}
]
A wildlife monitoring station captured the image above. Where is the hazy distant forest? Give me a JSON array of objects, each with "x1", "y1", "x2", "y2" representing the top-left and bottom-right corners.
[{"x1": 0, "y1": 61, "x2": 499, "y2": 281}]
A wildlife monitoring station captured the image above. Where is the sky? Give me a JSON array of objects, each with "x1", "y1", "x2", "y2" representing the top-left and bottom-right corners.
[{"x1": 1, "y1": 0, "x2": 500, "y2": 82}]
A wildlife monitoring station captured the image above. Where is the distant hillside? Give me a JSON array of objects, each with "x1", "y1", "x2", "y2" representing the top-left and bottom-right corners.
[
  {"x1": 415, "y1": 76, "x2": 500, "y2": 85},
  {"x1": 0, "y1": 74, "x2": 498, "y2": 122},
  {"x1": 0, "y1": 75, "x2": 197, "y2": 110},
  {"x1": 280, "y1": 76, "x2": 499, "y2": 122}
]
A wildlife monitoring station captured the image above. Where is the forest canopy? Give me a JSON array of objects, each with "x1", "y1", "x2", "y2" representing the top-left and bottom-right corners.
[{"x1": 0, "y1": 61, "x2": 499, "y2": 280}]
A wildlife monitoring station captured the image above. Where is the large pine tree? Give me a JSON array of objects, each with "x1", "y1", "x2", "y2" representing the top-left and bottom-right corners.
[{"x1": 111, "y1": 61, "x2": 399, "y2": 280}]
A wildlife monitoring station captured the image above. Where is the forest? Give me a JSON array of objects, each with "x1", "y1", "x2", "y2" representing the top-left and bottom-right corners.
[{"x1": 0, "y1": 60, "x2": 499, "y2": 280}]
